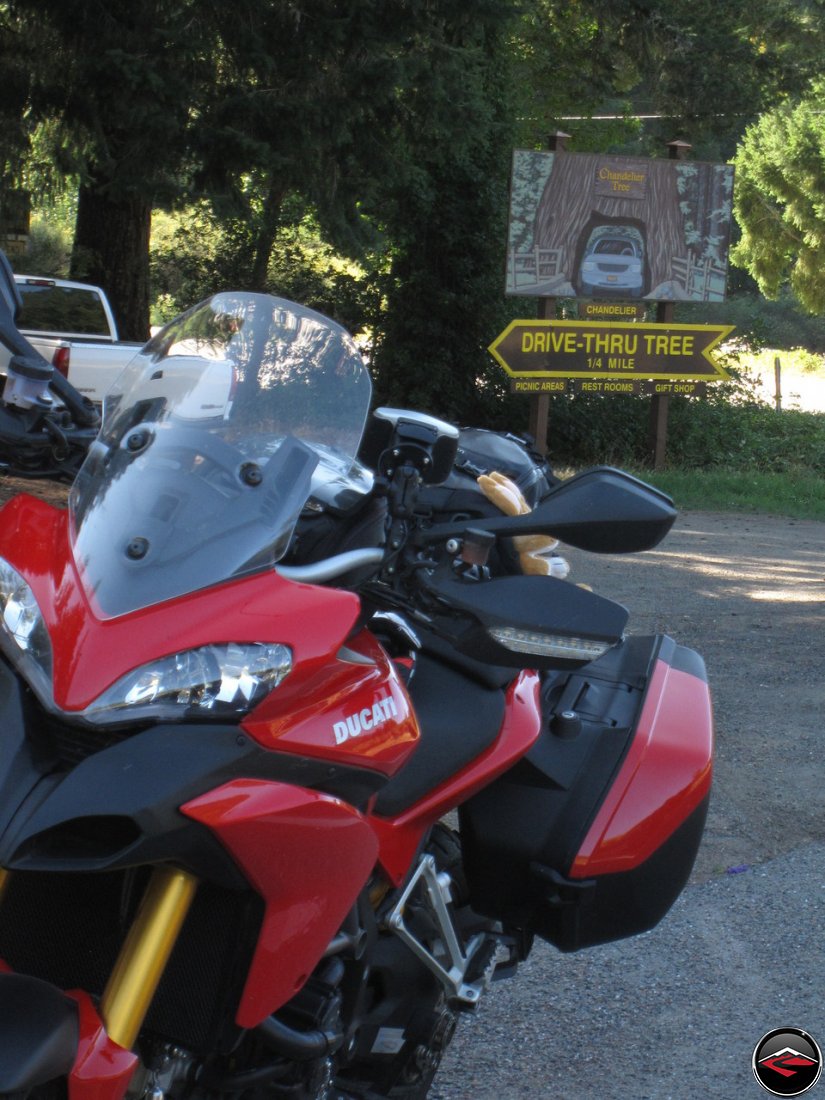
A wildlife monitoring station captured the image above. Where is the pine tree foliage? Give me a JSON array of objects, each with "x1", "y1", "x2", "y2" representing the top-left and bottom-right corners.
[{"x1": 732, "y1": 89, "x2": 825, "y2": 313}]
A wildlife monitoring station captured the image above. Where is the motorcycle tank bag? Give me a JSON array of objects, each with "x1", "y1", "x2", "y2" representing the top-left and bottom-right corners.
[
  {"x1": 458, "y1": 634, "x2": 713, "y2": 951},
  {"x1": 418, "y1": 427, "x2": 557, "y2": 523}
]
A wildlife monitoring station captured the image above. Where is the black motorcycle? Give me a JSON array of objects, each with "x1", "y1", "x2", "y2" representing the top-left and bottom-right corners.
[{"x1": 0, "y1": 250, "x2": 100, "y2": 480}]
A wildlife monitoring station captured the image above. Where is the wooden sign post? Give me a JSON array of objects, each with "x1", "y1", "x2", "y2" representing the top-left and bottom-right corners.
[{"x1": 648, "y1": 140, "x2": 691, "y2": 468}]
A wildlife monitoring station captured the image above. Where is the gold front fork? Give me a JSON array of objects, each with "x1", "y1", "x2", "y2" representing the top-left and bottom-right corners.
[{"x1": 100, "y1": 865, "x2": 199, "y2": 1050}]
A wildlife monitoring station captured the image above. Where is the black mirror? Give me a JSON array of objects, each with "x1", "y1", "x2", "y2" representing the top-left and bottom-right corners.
[
  {"x1": 516, "y1": 466, "x2": 676, "y2": 552},
  {"x1": 415, "y1": 466, "x2": 676, "y2": 554}
]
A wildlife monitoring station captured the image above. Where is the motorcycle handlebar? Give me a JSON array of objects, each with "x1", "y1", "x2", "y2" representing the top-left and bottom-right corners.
[{"x1": 276, "y1": 548, "x2": 385, "y2": 584}]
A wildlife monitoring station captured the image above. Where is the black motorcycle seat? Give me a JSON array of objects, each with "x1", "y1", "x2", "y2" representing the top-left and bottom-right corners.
[{"x1": 372, "y1": 653, "x2": 506, "y2": 817}]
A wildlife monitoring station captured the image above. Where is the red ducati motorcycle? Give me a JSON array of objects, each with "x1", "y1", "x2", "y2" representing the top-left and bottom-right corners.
[{"x1": 0, "y1": 291, "x2": 712, "y2": 1099}]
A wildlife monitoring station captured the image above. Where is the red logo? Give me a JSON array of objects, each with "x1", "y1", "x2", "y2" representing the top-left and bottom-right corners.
[
  {"x1": 759, "y1": 1049, "x2": 818, "y2": 1079},
  {"x1": 753, "y1": 1029, "x2": 822, "y2": 1096}
]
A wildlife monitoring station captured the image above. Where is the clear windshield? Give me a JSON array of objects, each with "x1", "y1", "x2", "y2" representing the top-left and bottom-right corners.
[{"x1": 69, "y1": 293, "x2": 372, "y2": 618}]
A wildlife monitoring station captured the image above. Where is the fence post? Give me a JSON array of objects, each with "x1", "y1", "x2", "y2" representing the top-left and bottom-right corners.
[{"x1": 774, "y1": 356, "x2": 782, "y2": 411}]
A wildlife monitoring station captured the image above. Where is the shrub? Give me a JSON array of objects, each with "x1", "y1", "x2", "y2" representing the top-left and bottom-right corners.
[
  {"x1": 13, "y1": 218, "x2": 71, "y2": 277},
  {"x1": 538, "y1": 387, "x2": 825, "y2": 474},
  {"x1": 667, "y1": 399, "x2": 825, "y2": 473}
]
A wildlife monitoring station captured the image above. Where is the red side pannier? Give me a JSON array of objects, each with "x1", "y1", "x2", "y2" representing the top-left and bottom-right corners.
[{"x1": 458, "y1": 634, "x2": 713, "y2": 950}]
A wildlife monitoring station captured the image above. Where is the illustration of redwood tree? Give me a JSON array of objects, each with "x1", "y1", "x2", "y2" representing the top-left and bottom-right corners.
[{"x1": 533, "y1": 154, "x2": 686, "y2": 294}]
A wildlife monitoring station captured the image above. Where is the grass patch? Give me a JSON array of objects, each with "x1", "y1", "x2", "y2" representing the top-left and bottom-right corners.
[{"x1": 625, "y1": 467, "x2": 825, "y2": 521}]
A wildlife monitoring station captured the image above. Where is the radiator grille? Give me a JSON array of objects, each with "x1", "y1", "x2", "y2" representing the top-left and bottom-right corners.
[{"x1": 0, "y1": 868, "x2": 263, "y2": 1053}]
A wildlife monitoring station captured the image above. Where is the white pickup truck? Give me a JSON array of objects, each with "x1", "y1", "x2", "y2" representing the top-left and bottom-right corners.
[{"x1": 2, "y1": 274, "x2": 145, "y2": 404}]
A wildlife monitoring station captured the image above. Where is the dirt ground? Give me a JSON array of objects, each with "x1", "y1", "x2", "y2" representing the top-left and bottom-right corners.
[
  {"x1": 0, "y1": 477, "x2": 69, "y2": 510},
  {"x1": 2, "y1": 475, "x2": 822, "y2": 882}
]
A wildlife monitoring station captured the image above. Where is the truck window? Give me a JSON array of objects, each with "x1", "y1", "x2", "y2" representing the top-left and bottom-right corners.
[{"x1": 16, "y1": 284, "x2": 110, "y2": 337}]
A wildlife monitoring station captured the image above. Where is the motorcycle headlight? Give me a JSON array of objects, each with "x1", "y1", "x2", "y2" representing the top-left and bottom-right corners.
[
  {"x1": 0, "y1": 555, "x2": 291, "y2": 725},
  {"x1": 0, "y1": 557, "x2": 53, "y2": 694},
  {"x1": 82, "y1": 641, "x2": 292, "y2": 725}
]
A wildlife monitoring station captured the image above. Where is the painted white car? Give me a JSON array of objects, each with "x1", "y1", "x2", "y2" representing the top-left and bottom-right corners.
[{"x1": 577, "y1": 226, "x2": 646, "y2": 298}]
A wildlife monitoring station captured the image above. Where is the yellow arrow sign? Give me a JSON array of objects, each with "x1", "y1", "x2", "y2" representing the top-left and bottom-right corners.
[{"x1": 488, "y1": 320, "x2": 734, "y2": 381}]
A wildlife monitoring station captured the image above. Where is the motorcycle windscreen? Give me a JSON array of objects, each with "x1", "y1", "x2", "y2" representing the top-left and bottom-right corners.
[{"x1": 68, "y1": 293, "x2": 372, "y2": 619}]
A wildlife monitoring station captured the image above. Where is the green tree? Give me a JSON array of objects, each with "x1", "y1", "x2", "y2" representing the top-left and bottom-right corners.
[
  {"x1": 1, "y1": 0, "x2": 219, "y2": 337},
  {"x1": 7, "y1": 0, "x2": 824, "y2": 423},
  {"x1": 0, "y1": 2, "x2": 37, "y2": 185},
  {"x1": 732, "y1": 87, "x2": 825, "y2": 312},
  {"x1": 150, "y1": 196, "x2": 376, "y2": 334},
  {"x1": 367, "y1": 0, "x2": 825, "y2": 421},
  {"x1": 190, "y1": 1, "x2": 412, "y2": 289},
  {"x1": 4, "y1": 2, "x2": 486, "y2": 337},
  {"x1": 2, "y1": 0, "x2": 524, "y2": 348},
  {"x1": 366, "y1": 4, "x2": 519, "y2": 423},
  {"x1": 513, "y1": 0, "x2": 825, "y2": 157},
  {"x1": 618, "y1": 0, "x2": 825, "y2": 154}
]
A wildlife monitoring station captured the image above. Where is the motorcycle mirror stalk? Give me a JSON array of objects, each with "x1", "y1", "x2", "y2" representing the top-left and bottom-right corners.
[
  {"x1": 361, "y1": 408, "x2": 460, "y2": 581},
  {"x1": 0, "y1": 251, "x2": 55, "y2": 411},
  {"x1": 358, "y1": 406, "x2": 676, "y2": 556}
]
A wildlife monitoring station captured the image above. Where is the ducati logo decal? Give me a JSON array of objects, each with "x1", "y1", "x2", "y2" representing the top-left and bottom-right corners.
[
  {"x1": 753, "y1": 1028, "x2": 822, "y2": 1096},
  {"x1": 333, "y1": 695, "x2": 399, "y2": 745}
]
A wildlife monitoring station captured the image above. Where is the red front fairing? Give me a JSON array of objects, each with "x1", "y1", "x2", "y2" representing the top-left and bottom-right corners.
[
  {"x1": 242, "y1": 628, "x2": 420, "y2": 778},
  {"x1": 0, "y1": 494, "x2": 363, "y2": 710},
  {"x1": 0, "y1": 496, "x2": 424, "y2": 1029},
  {"x1": 0, "y1": 496, "x2": 423, "y2": 786}
]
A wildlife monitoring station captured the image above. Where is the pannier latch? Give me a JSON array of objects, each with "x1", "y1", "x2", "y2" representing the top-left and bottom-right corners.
[{"x1": 530, "y1": 863, "x2": 596, "y2": 909}]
